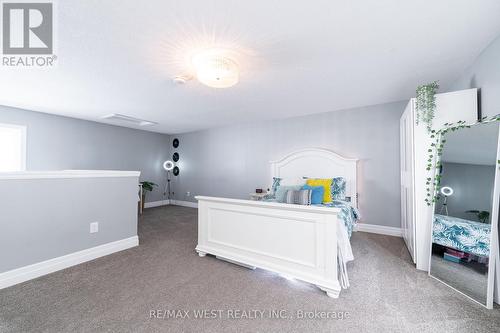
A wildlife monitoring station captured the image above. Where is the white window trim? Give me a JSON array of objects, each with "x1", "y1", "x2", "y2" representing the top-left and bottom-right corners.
[{"x1": 0, "y1": 123, "x2": 27, "y2": 171}]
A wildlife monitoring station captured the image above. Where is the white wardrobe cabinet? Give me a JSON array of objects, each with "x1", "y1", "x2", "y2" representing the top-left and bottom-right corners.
[
  {"x1": 400, "y1": 101, "x2": 416, "y2": 262},
  {"x1": 400, "y1": 88, "x2": 478, "y2": 271}
]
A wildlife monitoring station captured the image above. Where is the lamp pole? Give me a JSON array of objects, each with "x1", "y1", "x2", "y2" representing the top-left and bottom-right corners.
[
  {"x1": 163, "y1": 160, "x2": 174, "y2": 205},
  {"x1": 439, "y1": 195, "x2": 449, "y2": 216},
  {"x1": 164, "y1": 170, "x2": 171, "y2": 204}
]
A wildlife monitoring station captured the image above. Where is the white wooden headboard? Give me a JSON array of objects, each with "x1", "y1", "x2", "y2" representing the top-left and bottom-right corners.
[{"x1": 270, "y1": 148, "x2": 358, "y2": 208}]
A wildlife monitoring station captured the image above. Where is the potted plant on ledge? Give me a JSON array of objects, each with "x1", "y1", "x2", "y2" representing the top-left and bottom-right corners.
[{"x1": 140, "y1": 181, "x2": 157, "y2": 212}]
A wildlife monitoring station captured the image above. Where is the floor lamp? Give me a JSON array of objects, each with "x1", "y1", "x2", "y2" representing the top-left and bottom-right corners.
[
  {"x1": 163, "y1": 160, "x2": 174, "y2": 204},
  {"x1": 439, "y1": 186, "x2": 454, "y2": 216}
]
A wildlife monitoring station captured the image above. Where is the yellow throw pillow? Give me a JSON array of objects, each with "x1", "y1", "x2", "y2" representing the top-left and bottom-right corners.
[{"x1": 306, "y1": 178, "x2": 332, "y2": 203}]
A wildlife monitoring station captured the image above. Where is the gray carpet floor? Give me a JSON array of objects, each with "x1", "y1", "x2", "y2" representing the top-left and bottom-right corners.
[
  {"x1": 430, "y1": 254, "x2": 488, "y2": 304},
  {"x1": 1, "y1": 205, "x2": 500, "y2": 332}
]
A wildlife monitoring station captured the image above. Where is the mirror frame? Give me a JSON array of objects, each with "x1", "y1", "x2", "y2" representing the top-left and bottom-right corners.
[{"x1": 428, "y1": 120, "x2": 500, "y2": 309}]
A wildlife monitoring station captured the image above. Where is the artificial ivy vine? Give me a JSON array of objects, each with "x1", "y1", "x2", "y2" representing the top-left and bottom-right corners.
[
  {"x1": 425, "y1": 114, "x2": 500, "y2": 206},
  {"x1": 416, "y1": 81, "x2": 439, "y2": 132}
]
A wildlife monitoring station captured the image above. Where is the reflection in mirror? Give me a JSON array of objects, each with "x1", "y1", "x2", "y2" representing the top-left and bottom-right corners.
[{"x1": 430, "y1": 121, "x2": 499, "y2": 307}]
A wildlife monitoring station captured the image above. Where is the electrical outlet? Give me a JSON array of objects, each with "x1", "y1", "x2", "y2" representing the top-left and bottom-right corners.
[
  {"x1": 186, "y1": 191, "x2": 191, "y2": 197},
  {"x1": 90, "y1": 222, "x2": 99, "y2": 233}
]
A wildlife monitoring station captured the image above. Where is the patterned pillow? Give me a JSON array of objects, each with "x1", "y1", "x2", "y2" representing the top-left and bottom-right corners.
[
  {"x1": 331, "y1": 177, "x2": 346, "y2": 201},
  {"x1": 285, "y1": 189, "x2": 312, "y2": 205},
  {"x1": 264, "y1": 177, "x2": 282, "y2": 200}
]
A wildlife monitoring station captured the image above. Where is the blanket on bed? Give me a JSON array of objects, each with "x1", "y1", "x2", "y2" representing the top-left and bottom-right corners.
[
  {"x1": 433, "y1": 214, "x2": 491, "y2": 257},
  {"x1": 313, "y1": 200, "x2": 360, "y2": 237}
]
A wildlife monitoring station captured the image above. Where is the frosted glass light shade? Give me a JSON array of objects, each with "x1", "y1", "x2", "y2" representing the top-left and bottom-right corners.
[{"x1": 192, "y1": 50, "x2": 239, "y2": 88}]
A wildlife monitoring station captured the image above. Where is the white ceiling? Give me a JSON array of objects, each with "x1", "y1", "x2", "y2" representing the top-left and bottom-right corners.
[{"x1": 1, "y1": 0, "x2": 500, "y2": 134}]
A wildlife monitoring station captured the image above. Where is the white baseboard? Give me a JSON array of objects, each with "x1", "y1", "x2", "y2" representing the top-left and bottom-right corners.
[
  {"x1": 144, "y1": 200, "x2": 169, "y2": 208},
  {"x1": 144, "y1": 200, "x2": 197, "y2": 209},
  {"x1": 0, "y1": 236, "x2": 139, "y2": 290},
  {"x1": 171, "y1": 200, "x2": 198, "y2": 208},
  {"x1": 355, "y1": 223, "x2": 402, "y2": 237}
]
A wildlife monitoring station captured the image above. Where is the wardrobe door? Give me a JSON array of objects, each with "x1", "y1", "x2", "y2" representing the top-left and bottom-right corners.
[{"x1": 400, "y1": 100, "x2": 416, "y2": 262}]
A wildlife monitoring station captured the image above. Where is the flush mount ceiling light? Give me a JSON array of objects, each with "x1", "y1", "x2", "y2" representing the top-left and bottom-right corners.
[{"x1": 192, "y1": 49, "x2": 239, "y2": 88}]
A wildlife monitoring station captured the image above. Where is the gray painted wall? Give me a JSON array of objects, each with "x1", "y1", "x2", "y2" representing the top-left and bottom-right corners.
[
  {"x1": 0, "y1": 176, "x2": 138, "y2": 273},
  {"x1": 448, "y1": 34, "x2": 500, "y2": 118},
  {"x1": 171, "y1": 101, "x2": 406, "y2": 228},
  {"x1": 0, "y1": 105, "x2": 171, "y2": 202},
  {"x1": 437, "y1": 162, "x2": 495, "y2": 222}
]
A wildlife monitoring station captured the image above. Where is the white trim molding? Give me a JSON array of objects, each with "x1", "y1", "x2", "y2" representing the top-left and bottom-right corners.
[
  {"x1": 171, "y1": 200, "x2": 198, "y2": 208},
  {"x1": 355, "y1": 223, "x2": 402, "y2": 237},
  {"x1": 144, "y1": 200, "x2": 170, "y2": 208},
  {"x1": 0, "y1": 236, "x2": 139, "y2": 290},
  {"x1": 144, "y1": 200, "x2": 198, "y2": 209},
  {"x1": 0, "y1": 170, "x2": 141, "y2": 180}
]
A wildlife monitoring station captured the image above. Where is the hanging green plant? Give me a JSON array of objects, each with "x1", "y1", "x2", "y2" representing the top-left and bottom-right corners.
[
  {"x1": 416, "y1": 81, "x2": 439, "y2": 132},
  {"x1": 424, "y1": 114, "x2": 500, "y2": 206}
]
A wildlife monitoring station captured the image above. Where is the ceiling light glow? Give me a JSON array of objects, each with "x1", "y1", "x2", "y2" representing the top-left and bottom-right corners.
[{"x1": 192, "y1": 49, "x2": 239, "y2": 88}]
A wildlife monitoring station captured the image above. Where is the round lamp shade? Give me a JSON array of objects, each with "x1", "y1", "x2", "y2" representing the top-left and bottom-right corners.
[
  {"x1": 440, "y1": 186, "x2": 454, "y2": 196},
  {"x1": 163, "y1": 160, "x2": 174, "y2": 171}
]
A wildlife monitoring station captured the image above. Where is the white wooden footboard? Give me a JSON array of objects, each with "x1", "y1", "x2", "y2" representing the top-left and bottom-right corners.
[{"x1": 195, "y1": 196, "x2": 342, "y2": 298}]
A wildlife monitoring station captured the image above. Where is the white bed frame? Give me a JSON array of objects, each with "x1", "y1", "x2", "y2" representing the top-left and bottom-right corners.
[{"x1": 195, "y1": 148, "x2": 358, "y2": 298}]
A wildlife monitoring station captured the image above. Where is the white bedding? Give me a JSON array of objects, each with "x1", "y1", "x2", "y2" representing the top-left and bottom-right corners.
[{"x1": 337, "y1": 220, "x2": 353, "y2": 288}]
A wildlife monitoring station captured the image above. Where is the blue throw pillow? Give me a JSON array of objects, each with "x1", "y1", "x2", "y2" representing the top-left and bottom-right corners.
[{"x1": 301, "y1": 185, "x2": 324, "y2": 204}]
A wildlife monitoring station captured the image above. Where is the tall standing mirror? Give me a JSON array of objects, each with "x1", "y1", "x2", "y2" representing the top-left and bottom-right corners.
[{"x1": 430, "y1": 121, "x2": 500, "y2": 308}]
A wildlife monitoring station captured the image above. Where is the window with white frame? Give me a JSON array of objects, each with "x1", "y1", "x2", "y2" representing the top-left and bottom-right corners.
[{"x1": 0, "y1": 123, "x2": 26, "y2": 172}]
